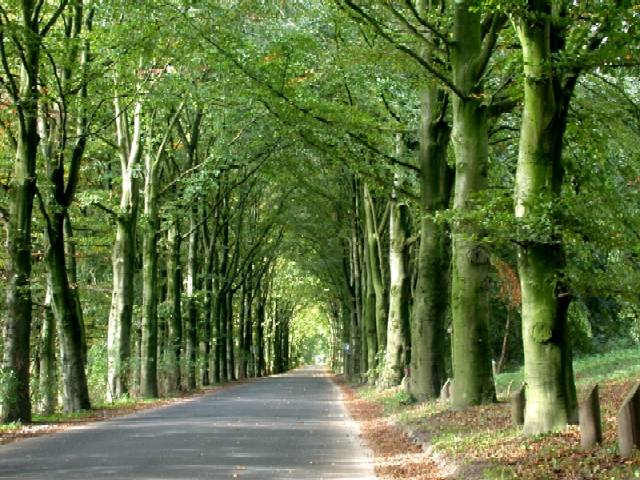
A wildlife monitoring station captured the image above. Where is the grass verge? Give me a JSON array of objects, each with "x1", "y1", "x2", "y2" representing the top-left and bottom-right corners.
[{"x1": 348, "y1": 346, "x2": 640, "y2": 479}]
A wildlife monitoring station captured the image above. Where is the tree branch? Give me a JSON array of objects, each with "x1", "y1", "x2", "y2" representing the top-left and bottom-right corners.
[
  {"x1": 474, "y1": 13, "x2": 507, "y2": 81},
  {"x1": 40, "y1": 0, "x2": 70, "y2": 36},
  {"x1": 402, "y1": 0, "x2": 449, "y2": 46},
  {"x1": 90, "y1": 202, "x2": 117, "y2": 218},
  {"x1": 339, "y1": 0, "x2": 464, "y2": 99}
]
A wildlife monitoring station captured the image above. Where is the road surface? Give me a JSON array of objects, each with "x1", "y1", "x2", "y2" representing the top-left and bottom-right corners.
[{"x1": 0, "y1": 366, "x2": 375, "y2": 479}]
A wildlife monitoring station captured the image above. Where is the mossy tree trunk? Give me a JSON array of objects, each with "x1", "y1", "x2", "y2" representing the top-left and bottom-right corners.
[
  {"x1": 409, "y1": 83, "x2": 452, "y2": 400},
  {"x1": 515, "y1": 1, "x2": 578, "y2": 434},
  {"x1": 449, "y1": 2, "x2": 499, "y2": 409}
]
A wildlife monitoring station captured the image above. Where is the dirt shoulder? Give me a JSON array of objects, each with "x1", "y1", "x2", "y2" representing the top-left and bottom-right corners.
[{"x1": 337, "y1": 378, "x2": 640, "y2": 479}]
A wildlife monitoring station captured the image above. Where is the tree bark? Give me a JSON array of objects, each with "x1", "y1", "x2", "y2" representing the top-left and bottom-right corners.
[
  {"x1": 46, "y1": 212, "x2": 91, "y2": 412},
  {"x1": 1, "y1": 2, "x2": 41, "y2": 424},
  {"x1": 38, "y1": 281, "x2": 57, "y2": 415},
  {"x1": 516, "y1": 1, "x2": 578, "y2": 434},
  {"x1": 449, "y1": 2, "x2": 496, "y2": 408},
  {"x1": 140, "y1": 149, "x2": 161, "y2": 398},
  {"x1": 183, "y1": 209, "x2": 198, "y2": 390},
  {"x1": 380, "y1": 169, "x2": 412, "y2": 389},
  {"x1": 166, "y1": 220, "x2": 182, "y2": 392},
  {"x1": 363, "y1": 185, "x2": 387, "y2": 359},
  {"x1": 409, "y1": 84, "x2": 452, "y2": 400},
  {"x1": 107, "y1": 97, "x2": 143, "y2": 402}
]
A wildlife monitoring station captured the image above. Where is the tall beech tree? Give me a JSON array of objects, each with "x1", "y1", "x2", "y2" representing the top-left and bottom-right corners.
[
  {"x1": 514, "y1": 1, "x2": 633, "y2": 434},
  {"x1": 105, "y1": 90, "x2": 143, "y2": 401},
  {"x1": 140, "y1": 104, "x2": 183, "y2": 398},
  {"x1": 0, "y1": 0, "x2": 70, "y2": 423},
  {"x1": 37, "y1": 1, "x2": 92, "y2": 412},
  {"x1": 340, "y1": 0, "x2": 505, "y2": 406},
  {"x1": 380, "y1": 171, "x2": 412, "y2": 388}
]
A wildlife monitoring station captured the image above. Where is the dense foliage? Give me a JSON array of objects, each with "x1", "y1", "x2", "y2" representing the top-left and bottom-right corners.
[{"x1": 0, "y1": 0, "x2": 638, "y2": 442}]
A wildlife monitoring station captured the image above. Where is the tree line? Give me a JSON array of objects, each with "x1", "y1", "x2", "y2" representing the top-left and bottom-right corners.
[{"x1": 0, "y1": 0, "x2": 639, "y2": 439}]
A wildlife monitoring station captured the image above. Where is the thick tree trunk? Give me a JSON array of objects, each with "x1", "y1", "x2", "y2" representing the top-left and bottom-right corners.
[
  {"x1": 409, "y1": 85, "x2": 452, "y2": 400},
  {"x1": 1, "y1": 23, "x2": 40, "y2": 424},
  {"x1": 47, "y1": 212, "x2": 91, "y2": 412},
  {"x1": 516, "y1": 3, "x2": 578, "y2": 434},
  {"x1": 449, "y1": 2, "x2": 496, "y2": 409}
]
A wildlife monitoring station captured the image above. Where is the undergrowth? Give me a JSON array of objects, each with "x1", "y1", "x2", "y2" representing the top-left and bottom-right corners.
[{"x1": 357, "y1": 346, "x2": 640, "y2": 479}]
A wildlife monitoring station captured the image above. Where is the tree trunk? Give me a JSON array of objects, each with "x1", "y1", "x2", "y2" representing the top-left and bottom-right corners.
[
  {"x1": 409, "y1": 84, "x2": 452, "y2": 400},
  {"x1": 166, "y1": 220, "x2": 182, "y2": 392},
  {"x1": 185, "y1": 206, "x2": 199, "y2": 390},
  {"x1": 227, "y1": 291, "x2": 236, "y2": 381},
  {"x1": 516, "y1": 3, "x2": 578, "y2": 433},
  {"x1": 39, "y1": 281, "x2": 57, "y2": 415},
  {"x1": 380, "y1": 172, "x2": 412, "y2": 389},
  {"x1": 140, "y1": 151, "x2": 160, "y2": 398},
  {"x1": 256, "y1": 288, "x2": 266, "y2": 377},
  {"x1": 107, "y1": 98, "x2": 143, "y2": 402},
  {"x1": 449, "y1": 2, "x2": 496, "y2": 408},
  {"x1": 363, "y1": 185, "x2": 387, "y2": 358},
  {"x1": 47, "y1": 212, "x2": 91, "y2": 412},
  {"x1": 1, "y1": 12, "x2": 40, "y2": 424},
  {"x1": 362, "y1": 232, "x2": 378, "y2": 376},
  {"x1": 200, "y1": 234, "x2": 216, "y2": 386}
]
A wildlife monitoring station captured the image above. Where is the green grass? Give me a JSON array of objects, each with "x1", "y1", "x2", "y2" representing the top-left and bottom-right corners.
[
  {"x1": 0, "y1": 421, "x2": 22, "y2": 431},
  {"x1": 358, "y1": 385, "x2": 416, "y2": 414},
  {"x1": 32, "y1": 410, "x2": 94, "y2": 423},
  {"x1": 495, "y1": 345, "x2": 640, "y2": 396}
]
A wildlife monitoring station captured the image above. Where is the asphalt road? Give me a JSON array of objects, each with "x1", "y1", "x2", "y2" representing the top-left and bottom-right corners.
[{"x1": 0, "y1": 366, "x2": 375, "y2": 479}]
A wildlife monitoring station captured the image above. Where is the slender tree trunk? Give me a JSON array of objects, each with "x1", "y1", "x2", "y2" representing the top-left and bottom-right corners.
[
  {"x1": 409, "y1": 84, "x2": 452, "y2": 400},
  {"x1": 362, "y1": 233, "x2": 378, "y2": 376},
  {"x1": 380, "y1": 171, "x2": 412, "y2": 389},
  {"x1": 238, "y1": 282, "x2": 251, "y2": 379},
  {"x1": 140, "y1": 150, "x2": 160, "y2": 398},
  {"x1": 516, "y1": 3, "x2": 578, "y2": 433},
  {"x1": 449, "y1": 2, "x2": 496, "y2": 408},
  {"x1": 39, "y1": 282, "x2": 57, "y2": 415},
  {"x1": 227, "y1": 291, "x2": 236, "y2": 381},
  {"x1": 363, "y1": 186, "x2": 387, "y2": 357},
  {"x1": 166, "y1": 221, "x2": 182, "y2": 392},
  {"x1": 107, "y1": 99, "x2": 142, "y2": 402},
  {"x1": 350, "y1": 186, "x2": 363, "y2": 378},
  {"x1": 200, "y1": 235, "x2": 216, "y2": 386},
  {"x1": 256, "y1": 289, "x2": 266, "y2": 377},
  {"x1": 185, "y1": 206, "x2": 199, "y2": 390}
]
